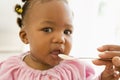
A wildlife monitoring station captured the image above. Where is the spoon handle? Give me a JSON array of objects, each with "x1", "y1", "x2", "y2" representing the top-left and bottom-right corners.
[{"x1": 77, "y1": 57, "x2": 112, "y2": 60}]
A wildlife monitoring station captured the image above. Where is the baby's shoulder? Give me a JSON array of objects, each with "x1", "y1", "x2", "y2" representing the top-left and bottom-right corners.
[
  {"x1": 0, "y1": 55, "x2": 21, "y2": 69},
  {"x1": 0, "y1": 53, "x2": 30, "y2": 79},
  {"x1": 0, "y1": 52, "x2": 28, "y2": 68}
]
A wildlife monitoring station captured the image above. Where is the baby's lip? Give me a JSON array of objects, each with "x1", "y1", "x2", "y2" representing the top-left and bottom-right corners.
[
  {"x1": 50, "y1": 50, "x2": 61, "y2": 55},
  {"x1": 50, "y1": 48, "x2": 64, "y2": 55}
]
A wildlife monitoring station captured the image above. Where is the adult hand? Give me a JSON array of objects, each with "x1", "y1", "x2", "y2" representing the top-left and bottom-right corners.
[{"x1": 92, "y1": 45, "x2": 120, "y2": 80}]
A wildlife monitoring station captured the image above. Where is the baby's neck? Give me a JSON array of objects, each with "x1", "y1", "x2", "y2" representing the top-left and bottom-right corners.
[{"x1": 23, "y1": 54, "x2": 52, "y2": 70}]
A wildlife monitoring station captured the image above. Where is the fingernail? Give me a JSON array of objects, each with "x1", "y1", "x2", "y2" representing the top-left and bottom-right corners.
[
  {"x1": 98, "y1": 46, "x2": 103, "y2": 49},
  {"x1": 98, "y1": 52, "x2": 105, "y2": 56},
  {"x1": 114, "y1": 71, "x2": 120, "y2": 78}
]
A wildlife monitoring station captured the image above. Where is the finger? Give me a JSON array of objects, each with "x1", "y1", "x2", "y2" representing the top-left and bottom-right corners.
[
  {"x1": 112, "y1": 56, "x2": 120, "y2": 67},
  {"x1": 103, "y1": 64, "x2": 120, "y2": 80},
  {"x1": 100, "y1": 63, "x2": 120, "y2": 80},
  {"x1": 102, "y1": 64, "x2": 114, "y2": 76},
  {"x1": 98, "y1": 51, "x2": 120, "y2": 59},
  {"x1": 92, "y1": 59, "x2": 111, "y2": 65},
  {"x1": 113, "y1": 70, "x2": 120, "y2": 79},
  {"x1": 112, "y1": 56, "x2": 120, "y2": 73},
  {"x1": 97, "y1": 45, "x2": 120, "y2": 52}
]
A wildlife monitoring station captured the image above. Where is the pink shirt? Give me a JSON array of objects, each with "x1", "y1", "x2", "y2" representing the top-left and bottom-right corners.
[{"x1": 0, "y1": 52, "x2": 100, "y2": 80}]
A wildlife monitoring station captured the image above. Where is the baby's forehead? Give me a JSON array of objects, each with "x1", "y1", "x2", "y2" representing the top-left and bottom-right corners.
[
  {"x1": 22, "y1": 0, "x2": 69, "y2": 18},
  {"x1": 22, "y1": 0, "x2": 71, "y2": 26},
  {"x1": 28, "y1": 0, "x2": 68, "y2": 7}
]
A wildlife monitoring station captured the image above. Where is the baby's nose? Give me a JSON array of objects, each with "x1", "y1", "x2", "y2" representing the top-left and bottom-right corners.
[{"x1": 52, "y1": 33, "x2": 65, "y2": 44}]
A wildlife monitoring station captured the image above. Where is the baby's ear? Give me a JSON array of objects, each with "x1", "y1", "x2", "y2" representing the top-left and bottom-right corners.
[{"x1": 19, "y1": 29, "x2": 29, "y2": 44}]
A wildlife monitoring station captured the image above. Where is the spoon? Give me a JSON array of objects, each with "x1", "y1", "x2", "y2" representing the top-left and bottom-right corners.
[{"x1": 58, "y1": 54, "x2": 112, "y2": 61}]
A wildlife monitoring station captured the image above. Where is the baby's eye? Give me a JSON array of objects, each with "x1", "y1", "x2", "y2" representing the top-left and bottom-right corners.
[
  {"x1": 64, "y1": 29, "x2": 72, "y2": 35},
  {"x1": 42, "y1": 27, "x2": 53, "y2": 33}
]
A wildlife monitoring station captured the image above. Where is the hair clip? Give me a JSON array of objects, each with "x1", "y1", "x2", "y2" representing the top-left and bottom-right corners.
[
  {"x1": 16, "y1": 7, "x2": 23, "y2": 14},
  {"x1": 22, "y1": 0, "x2": 27, "y2": 2}
]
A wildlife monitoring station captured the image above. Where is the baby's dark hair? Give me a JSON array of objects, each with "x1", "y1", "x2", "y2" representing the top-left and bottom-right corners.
[{"x1": 15, "y1": 0, "x2": 68, "y2": 28}]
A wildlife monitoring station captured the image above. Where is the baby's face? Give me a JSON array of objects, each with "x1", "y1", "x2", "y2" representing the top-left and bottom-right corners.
[{"x1": 22, "y1": 0, "x2": 73, "y2": 68}]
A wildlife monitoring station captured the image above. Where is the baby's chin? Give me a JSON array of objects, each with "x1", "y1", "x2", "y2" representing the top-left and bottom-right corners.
[{"x1": 48, "y1": 59, "x2": 62, "y2": 68}]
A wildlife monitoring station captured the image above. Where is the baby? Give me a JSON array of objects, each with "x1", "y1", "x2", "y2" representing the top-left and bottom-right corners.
[{"x1": 0, "y1": 0, "x2": 119, "y2": 80}]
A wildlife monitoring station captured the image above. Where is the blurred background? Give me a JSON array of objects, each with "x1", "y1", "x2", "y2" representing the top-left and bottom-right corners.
[
  {"x1": 0, "y1": 0, "x2": 24, "y2": 61},
  {"x1": 0, "y1": 0, "x2": 120, "y2": 75}
]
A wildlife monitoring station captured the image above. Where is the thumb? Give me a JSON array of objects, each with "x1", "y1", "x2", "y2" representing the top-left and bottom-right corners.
[{"x1": 112, "y1": 56, "x2": 120, "y2": 67}]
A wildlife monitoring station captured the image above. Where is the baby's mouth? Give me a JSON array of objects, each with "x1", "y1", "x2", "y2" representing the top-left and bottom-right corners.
[
  {"x1": 50, "y1": 50, "x2": 62, "y2": 55},
  {"x1": 50, "y1": 49, "x2": 64, "y2": 59}
]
